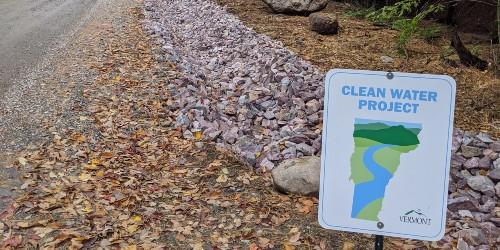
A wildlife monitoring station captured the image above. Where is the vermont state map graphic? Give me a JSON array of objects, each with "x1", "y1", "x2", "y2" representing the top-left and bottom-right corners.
[{"x1": 350, "y1": 118, "x2": 422, "y2": 221}]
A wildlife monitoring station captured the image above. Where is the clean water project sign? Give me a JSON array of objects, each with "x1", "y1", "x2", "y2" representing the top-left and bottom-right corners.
[{"x1": 318, "y1": 69, "x2": 456, "y2": 241}]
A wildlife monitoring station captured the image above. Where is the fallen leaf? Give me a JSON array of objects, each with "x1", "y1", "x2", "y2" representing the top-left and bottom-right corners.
[
  {"x1": 283, "y1": 243, "x2": 296, "y2": 250},
  {"x1": 79, "y1": 172, "x2": 92, "y2": 182},
  {"x1": 1, "y1": 235, "x2": 23, "y2": 247},
  {"x1": 342, "y1": 241, "x2": 355, "y2": 250},
  {"x1": 192, "y1": 242, "x2": 204, "y2": 250},
  {"x1": 131, "y1": 215, "x2": 142, "y2": 223},
  {"x1": 16, "y1": 221, "x2": 30, "y2": 228},
  {"x1": 18, "y1": 157, "x2": 27, "y2": 166},
  {"x1": 127, "y1": 224, "x2": 138, "y2": 233},
  {"x1": 248, "y1": 243, "x2": 259, "y2": 250},
  {"x1": 96, "y1": 170, "x2": 105, "y2": 177},
  {"x1": 258, "y1": 237, "x2": 270, "y2": 247},
  {"x1": 123, "y1": 245, "x2": 137, "y2": 250},
  {"x1": 216, "y1": 174, "x2": 228, "y2": 183},
  {"x1": 101, "y1": 152, "x2": 113, "y2": 159}
]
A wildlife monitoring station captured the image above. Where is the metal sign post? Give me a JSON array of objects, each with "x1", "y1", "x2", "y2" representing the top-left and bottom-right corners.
[{"x1": 375, "y1": 235, "x2": 384, "y2": 250}]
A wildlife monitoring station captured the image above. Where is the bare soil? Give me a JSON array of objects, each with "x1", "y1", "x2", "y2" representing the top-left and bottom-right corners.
[{"x1": 214, "y1": 0, "x2": 499, "y2": 137}]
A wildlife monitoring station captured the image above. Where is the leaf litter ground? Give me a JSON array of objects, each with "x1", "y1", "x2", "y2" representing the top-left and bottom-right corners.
[{"x1": 0, "y1": 3, "x2": 379, "y2": 249}]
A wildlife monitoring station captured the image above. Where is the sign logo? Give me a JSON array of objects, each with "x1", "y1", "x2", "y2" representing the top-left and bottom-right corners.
[{"x1": 400, "y1": 209, "x2": 431, "y2": 226}]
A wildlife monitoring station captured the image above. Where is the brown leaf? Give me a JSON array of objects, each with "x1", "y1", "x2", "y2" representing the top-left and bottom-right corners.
[
  {"x1": 248, "y1": 243, "x2": 259, "y2": 250},
  {"x1": 1, "y1": 235, "x2": 23, "y2": 248}
]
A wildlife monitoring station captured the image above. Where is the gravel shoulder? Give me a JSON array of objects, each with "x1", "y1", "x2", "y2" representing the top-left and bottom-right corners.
[{"x1": 0, "y1": 0, "x2": 135, "y2": 222}]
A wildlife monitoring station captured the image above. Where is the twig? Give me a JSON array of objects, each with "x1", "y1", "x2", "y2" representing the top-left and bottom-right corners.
[{"x1": 450, "y1": 29, "x2": 489, "y2": 70}]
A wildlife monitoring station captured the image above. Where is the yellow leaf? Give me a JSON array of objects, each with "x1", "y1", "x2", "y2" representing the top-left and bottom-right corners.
[
  {"x1": 79, "y1": 173, "x2": 92, "y2": 182},
  {"x1": 91, "y1": 159, "x2": 100, "y2": 165},
  {"x1": 127, "y1": 224, "x2": 138, "y2": 233},
  {"x1": 70, "y1": 238, "x2": 84, "y2": 250},
  {"x1": 96, "y1": 170, "x2": 105, "y2": 177},
  {"x1": 84, "y1": 164, "x2": 99, "y2": 170},
  {"x1": 18, "y1": 157, "x2": 27, "y2": 166},
  {"x1": 131, "y1": 215, "x2": 142, "y2": 223},
  {"x1": 81, "y1": 205, "x2": 93, "y2": 214},
  {"x1": 123, "y1": 245, "x2": 137, "y2": 250},
  {"x1": 173, "y1": 169, "x2": 188, "y2": 174},
  {"x1": 342, "y1": 242, "x2": 355, "y2": 250},
  {"x1": 216, "y1": 174, "x2": 228, "y2": 183},
  {"x1": 283, "y1": 243, "x2": 296, "y2": 250},
  {"x1": 193, "y1": 130, "x2": 203, "y2": 140}
]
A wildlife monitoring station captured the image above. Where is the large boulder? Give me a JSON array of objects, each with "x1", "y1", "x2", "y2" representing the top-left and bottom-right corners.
[
  {"x1": 271, "y1": 156, "x2": 320, "y2": 196},
  {"x1": 309, "y1": 12, "x2": 339, "y2": 35},
  {"x1": 262, "y1": 0, "x2": 328, "y2": 15}
]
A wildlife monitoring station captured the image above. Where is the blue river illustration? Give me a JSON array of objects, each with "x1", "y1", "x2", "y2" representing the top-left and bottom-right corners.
[{"x1": 351, "y1": 144, "x2": 393, "y2": 218}]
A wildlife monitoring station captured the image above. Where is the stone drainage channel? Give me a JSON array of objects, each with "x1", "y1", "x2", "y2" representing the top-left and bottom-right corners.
[{"x1": 143, "y1": 0, "x2": 499, "y2": 247}]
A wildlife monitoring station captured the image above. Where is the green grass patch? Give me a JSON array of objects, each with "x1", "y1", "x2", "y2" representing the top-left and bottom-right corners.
[{"x1": 355, "y1": 198, "x2": 383, "y2": 221}]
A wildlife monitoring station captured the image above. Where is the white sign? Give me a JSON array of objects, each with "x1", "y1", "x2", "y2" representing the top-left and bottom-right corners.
[{"x1": 318, "y1": 69, "x2": 456, "y2": 241}]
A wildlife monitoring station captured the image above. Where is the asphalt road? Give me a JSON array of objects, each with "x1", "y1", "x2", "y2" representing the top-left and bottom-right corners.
[
  {"x1": 0, "y1": 0, "x2": 97, "y2": 212},
  {"x1": 0, "y1": 0, "x2": 97, "y2": 94}
]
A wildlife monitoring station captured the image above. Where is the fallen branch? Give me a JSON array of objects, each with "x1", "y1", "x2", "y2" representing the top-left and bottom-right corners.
[{"x1": 450, "y1": 29, "x2": 489, "y2": 70}]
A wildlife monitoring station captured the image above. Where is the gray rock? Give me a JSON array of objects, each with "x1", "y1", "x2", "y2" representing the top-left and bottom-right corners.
[
  {"x1": 296, "y1": 143, "x2": 316, "y2": 156},
  {"x1": 493, "y1": 158, "x2": 500, "y2": 169},
  {"x1": 495, "y1": 182, "x2": 500, "y2": 198},
  {"x1": 262, "y1": 0, "x2": 328, "y2": 15},
  {"x1": 467, "y1": 176, "x2": 495, "y2": 195},
  {"x1": 489, "y1": 217, "x2": 500, "y2": 226},
  {"x1": 448, "y1": 196, "x2": 480, "y2": 212},
  {"x1": 490, "y1": 141, "x2": 500, "y2": 152},
  {"x1": 380, "y1": 55, "x2": 394, "y2": 64},
  {"x1": 456, "y1": 228, "x2": 487, "y2": 245},
  {"x1": 222, "y1": 127, "x2": 239, "y2": 144},
  {"x1": 488, "y1": 168, "x2": 500, "y2": 181},
  {"x1": 452, "y1": 134, "x2": 463, "y2": 152},
  {"x1": 476, "y1": 132, "x2": 494, "y2": 143},
  {"x1": 305, "y1": 99, "x2": 321, "y2": 114},
  {"x1": 461, "y1": 169, "x2": 473, "y2": 179},
  {"x1": 258, "y1": 158, "x2": 275, "y2": 170},
  {"x1": 464, "y1": 157, "x2": 480, "y2": 169},
  {"x1": 479, "y1": 222, "x2": 499, "y2": 239},
  {"x1": 309, "y1": 12, "x2": 339, "y2": 35},
  {"x1": 473, "y1": 212, "x2": 491, "y2": 222},
  {"x1": 183, "y1": 130, "x2": 194, "y2": 140},
  {"x1": 452, "y1": 154, "x2": 467, "y2": 168},
  {"x1": 478, "y1": 156, "x2": 492, "y2": 169},
  {"x1": 458, "y1": 210, "x2": 474, "y2": 218},
  {"x1": 462, "y1": 145, "x2": 483, "y2": 158},
  {"x1": 271, "y1": 156, "x2": 320, "y2": 196},
  {"x1": 457, "y1": 238, "x2": 472, "y2": 250},
  {"x1": 479, "y1": 199, "x2": 496, "y2": 213}
]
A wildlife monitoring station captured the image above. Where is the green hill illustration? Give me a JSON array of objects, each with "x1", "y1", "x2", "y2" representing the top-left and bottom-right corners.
[
  {"x1": 350, "y1": 118, "x2": 422, "y2": 221},
  {"x1": 353, "y1": 125, "x2": 420, "y2": 146}
]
